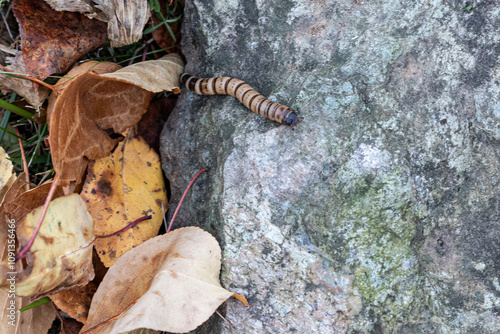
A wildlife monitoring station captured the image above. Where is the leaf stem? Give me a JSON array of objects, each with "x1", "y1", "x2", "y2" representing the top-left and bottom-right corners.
[
  {"x1": 61, "y1": 215, "x2": 153, "y2": 258},
  {"x1": 96, "y1": 215, "x2": 152, "y2": 239},
  {"x1": 167, "y1": 168, "x2": 208, "y2": 233},
  {"x1": 16, "y1": 174, "x2": 58, "y2": 261}
]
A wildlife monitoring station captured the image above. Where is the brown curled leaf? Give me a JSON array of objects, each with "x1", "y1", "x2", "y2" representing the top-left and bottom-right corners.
[
  {"x1": 47, "y1": 62, "x2": 153, "y2": 187},
  {"x1": 48, "y1": 55, "x2": 184, "y2": 187}
]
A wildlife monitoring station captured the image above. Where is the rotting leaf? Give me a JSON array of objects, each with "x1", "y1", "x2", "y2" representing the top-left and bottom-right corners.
[
  {"x1": 0, "y1": 194, "x2": 94, "y2": 299},
  {"x1": 81, "y1": 227, "x2": 248, "y2": 334},
  {"x1": 0, "y1": 0, "x2": 106, "y2": 107},
  {"x1": 12, "y1": 0, "x2": 107, "y2": 78},
  {"x1": 80, "y1": 129, "x2": 167, "y2": 267},
  {"x1": 0, "y1": 289, "x2": 56, "y2": 334},
  {"x1": 0, "y1": 54, "x2": 50, "y2": 107}
]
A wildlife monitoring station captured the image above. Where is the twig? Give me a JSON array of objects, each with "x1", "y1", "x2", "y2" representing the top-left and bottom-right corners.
[
  {"x1": 167, "y1": 168, "x2": 208, "y2": 233},
  {"x1": 0, "y1": 8, "x2": 14, "y2": 42}
]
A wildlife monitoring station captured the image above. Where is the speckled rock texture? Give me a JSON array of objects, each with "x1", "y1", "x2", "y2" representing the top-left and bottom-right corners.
[{"x1": 160, "y1": 0, "x2": 500, "y2": 333}]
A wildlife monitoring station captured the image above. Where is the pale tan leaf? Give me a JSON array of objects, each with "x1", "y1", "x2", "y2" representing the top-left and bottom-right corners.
[
  {"x1": 101, "y1": 54, "x2": 185, "y2": 93},
  {"x1": 0, "y1": 289, "x2": 56, "y2": 334},
  {"x1": 0, "y1": 194, "x2": 94, "y2": 299},
  {"x1": 0, "y1": 147, "x2": 15, "y2": 204},
  {"x1": 81, "y1": 227, "x2": 247, "y2": 334},
  {"x1": 94, "y1": 0, "x2": 150, "y2": 47},
  {"x1": 43, "y1": 0, "x2": 94, "y2": 13}
]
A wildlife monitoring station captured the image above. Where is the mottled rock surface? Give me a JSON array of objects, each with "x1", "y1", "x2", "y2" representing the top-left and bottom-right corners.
[{"x1": 160, "y1": 0, "x2": 500, "y2": 332}]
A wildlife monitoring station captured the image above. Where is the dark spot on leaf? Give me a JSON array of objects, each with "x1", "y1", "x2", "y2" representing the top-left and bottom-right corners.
[
  {"x1": 91, "y1": 189, "x2": 96, "y2": 194},
  {"x1": 97, "y1": 178, "x2": 112, "y2": 196},
  {"x1": 147, "y1": 162, "x2": 152, "y2": 167},
  {"x1": 40, "y1": 235, "x2": 54, "y2": 244}
]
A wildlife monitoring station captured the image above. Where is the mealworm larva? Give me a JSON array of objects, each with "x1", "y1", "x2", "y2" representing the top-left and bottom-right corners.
[{"x1": 180, "y1": 73, "x2": 300, "y2": 127}]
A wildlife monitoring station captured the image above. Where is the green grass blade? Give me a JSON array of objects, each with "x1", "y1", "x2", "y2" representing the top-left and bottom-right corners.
[
  {"x1": 19, "y1": 297, "x2": 51, "y2": 312},
  {"x1": 0, "y1": 97, "x2": 33, "y2": 119}
]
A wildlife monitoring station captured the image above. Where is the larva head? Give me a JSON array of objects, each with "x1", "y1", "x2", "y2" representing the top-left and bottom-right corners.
[{"x1": 285, "y1": 111, "x2": 300, "y2": 127}]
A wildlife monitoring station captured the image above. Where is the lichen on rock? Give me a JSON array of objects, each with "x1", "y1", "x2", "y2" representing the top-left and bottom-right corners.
[{"x1": 161, "y1": 0, "x2": 500, "y2": 332}]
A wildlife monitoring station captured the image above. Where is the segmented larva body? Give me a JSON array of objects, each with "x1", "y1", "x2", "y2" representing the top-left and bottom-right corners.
[{"x1": 180, "y1": 73, "x2": 299, "y2": 127}]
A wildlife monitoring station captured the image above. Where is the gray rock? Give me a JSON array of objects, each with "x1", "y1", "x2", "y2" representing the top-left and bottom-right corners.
[{"x1": 160, "y1": 0, "x2": 500, "y2": 332}]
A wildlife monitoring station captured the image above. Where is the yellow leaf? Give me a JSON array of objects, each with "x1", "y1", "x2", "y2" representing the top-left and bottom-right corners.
[
  {"x1": 80, "y1": 130, "x2": 167, "y2": 267},
  {"x1": 0, "y1": 194, "x2": 94, "y2": 299},
  {"x1": 81, "y1": 227, "x2": 247, "y2": 334}
]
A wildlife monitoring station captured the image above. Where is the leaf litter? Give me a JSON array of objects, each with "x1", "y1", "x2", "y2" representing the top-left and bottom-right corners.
[
  {"x1": 48, "y1": 53, "x2": 183, "y2": 188},
  {"x1": 0, "y1": 2, "x2": 249, "y2": 332}
]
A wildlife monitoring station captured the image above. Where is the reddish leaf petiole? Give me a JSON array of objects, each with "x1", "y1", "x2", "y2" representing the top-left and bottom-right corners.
[{"x1": 167, "y1": 168, "x2": 208, "y2": 233}]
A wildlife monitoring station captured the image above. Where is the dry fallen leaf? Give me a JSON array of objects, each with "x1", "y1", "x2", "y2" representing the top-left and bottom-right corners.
[
  {"x1": 1, "y1": 181, "x2": 64, "y2": 226},
  {"x1": 102, "y1": 54, "x2": 184, "y2": 93},
  {"x1": 12, "y1": 0, "x2": 107, "y2": 78},
  {"x1": 47, "y1": 62, "x2": 153, "y2": 187},
  {"x1": 94, "y1": 0, "x2": 150, "y2": 47},
  {"x1": 48, "y1": 56, "x2": 184, "y2": 187},
  {"x1": 46, "y1": 60, "x2": 122, "y2": 125},
  {"x1": 50, "y1": 282, "x2": 97, "y2": 323},
  {"x1": 0, "y1": 53, "x2": 50, "y2": 107},
  {"x1": 43, "y1": 0, "x2": 150, "y2": 46},
  {"x1": 43, "y1": 0, "x2": 94, "y2": 13},
  {"x1": 80, "y1": 129, "x2": 167, "y2": 267},
  {"x1": 0, "y1": 173, "x2": 28, "y2": 211},
  {"x1": 0, "y1": 0, "x2": 106, "y2": 106},
  {"x1": 0, "y1": 289, "x2": 56, "y2": 334},
  {"x1": 81, "y1": 227, "x2": 248, "y2": 334},
  {"x1": 0, "y1": 147, "x2": 15, "y2": 204},
  {"x1": 0, "y1": 194, "x2": 94, "y2": 299}
]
